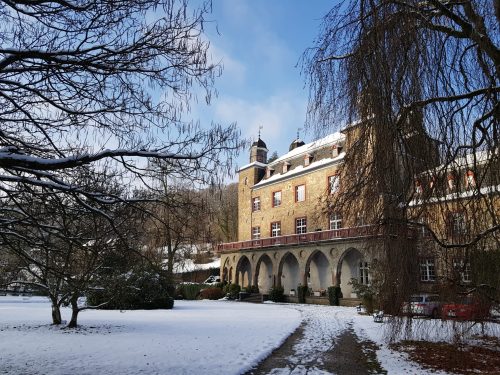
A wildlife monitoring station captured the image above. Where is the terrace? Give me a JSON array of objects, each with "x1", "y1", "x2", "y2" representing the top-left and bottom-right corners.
[{"x1": 216, "y1": 224, "x2": 414, "y2": 253}]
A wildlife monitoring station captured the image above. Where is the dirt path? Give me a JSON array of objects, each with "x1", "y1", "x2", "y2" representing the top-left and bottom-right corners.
[{"x1": 244, "y1": 319, "x2": 385, "y2": 375}]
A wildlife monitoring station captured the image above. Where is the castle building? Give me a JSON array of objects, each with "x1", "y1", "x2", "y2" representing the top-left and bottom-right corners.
[{"x1": 218, "y1": 126, "x2": 499, "y2": 304}]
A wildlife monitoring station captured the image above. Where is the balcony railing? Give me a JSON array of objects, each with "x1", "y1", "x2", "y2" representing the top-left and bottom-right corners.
[
  {"x1": 217, "y1": 225, "x2": 386, "y2": 253},
  {"x1": 217, "y1": 224, "x2": 418, "y2": 253}
]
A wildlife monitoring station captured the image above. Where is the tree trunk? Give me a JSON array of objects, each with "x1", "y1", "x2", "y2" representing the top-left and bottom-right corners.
[
  {"x1": 67, "y1": 295, "x2": 79, "y2": 328},
  {"x1": 50, "y1": 296, "x2": 62, "y2": 325}
]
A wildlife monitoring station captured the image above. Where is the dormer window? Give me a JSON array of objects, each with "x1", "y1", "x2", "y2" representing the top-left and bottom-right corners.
[
  {"x1": 332, "y1": 145, "x2": 339, "y2": 157},
  {"x1": 304, "y1": 153, "x2": 313, "y2": 166},
  {"x1": 465, "y1": 170, "x2": 476, "y2": 189},
  {"x1": 447, "y1": 174, "x2": 456, "y2": 191},
  {"x1": 415, "y1": 180, "x2": 423, "y2": 195},
  {"x1": 266, "y1": 167, "x2": 274, "y2": 179},
  {"x1": 282, "y1": 161, "x2": 291, "y2": 174}
]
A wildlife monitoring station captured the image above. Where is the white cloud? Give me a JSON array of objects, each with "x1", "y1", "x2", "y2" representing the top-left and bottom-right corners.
[
  {"x1": 214, "y1": 92, "x2": 308, "y2": 152},
  {"x1": 208, "y1": 43, "x2": 247, "y2": 85}
]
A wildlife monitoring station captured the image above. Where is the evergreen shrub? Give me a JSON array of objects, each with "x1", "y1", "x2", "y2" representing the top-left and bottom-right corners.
[
  {"x1": 269, "y1": 286, "x2": 285, "y2": 302},
  {"x1": 328, "y1": 286, "x2": 342, "y2": 306}
]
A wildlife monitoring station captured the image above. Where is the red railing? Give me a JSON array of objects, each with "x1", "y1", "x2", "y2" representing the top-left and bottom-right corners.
[
  {"x1": 217, "y1": 225, "x2": 384, "y2": 253},
  {"x1": 217, "y1": 224, "x2": 418, "y2": 253}
]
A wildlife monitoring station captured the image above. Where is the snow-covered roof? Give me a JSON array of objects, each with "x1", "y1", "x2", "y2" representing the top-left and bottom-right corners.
[
  {"x1": 238, "y1": 161, "x2": 267, "y2": 172},
  {"x1": 269, "y1": 132, "x2": 345, "y2": 166},
  {"x1": 254, "y1": 152, "x2": 345, "y2": 189},
  {"x1": 424, "y1": 149, "x2": 497, "y2": 175},
  {"x1": 409, "y1": 184, "x2": 500, "y2": 207}
]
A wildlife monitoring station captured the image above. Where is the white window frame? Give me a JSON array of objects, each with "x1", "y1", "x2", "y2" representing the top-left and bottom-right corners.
[
  {"x1": 453, "y1": 259, "x2": 471, "y2": 283},
  {"x1": 252, "y1": 197, "x2": 261, "y2": 212},
  {"x1": 272, "y1": 191, "x2": 282, "y2": 207},
  {"x1": 329, "y1": 212, "x2": 342, "y2": 230},
  {"x1": 295, "y1": 217, "x2": 307, "y2": 234},
  {"x1": 295, "y1": 184, "x2": 305, "y2": 202},
  {"x1": 420, "y1": 258, "x2": 436, "y2": 282},
  {"x1": 359, "y1": 261, "x2": 370, "y2": 285},
  {"x1": 271, "y1": 222, "x2": 281, "y2": 237},
  {"x1": 252, "y1": 226, "x2": 261, "y2": 240},
  {"x1": 329, "y1": 175, "x2": 340, "y2": 194}
]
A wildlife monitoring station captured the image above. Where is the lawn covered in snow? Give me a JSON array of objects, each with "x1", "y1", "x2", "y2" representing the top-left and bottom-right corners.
[
  {"x1": 1, "y1": 296, "x2": 499, "y2": 374},
  {"x1": 0, "y1": 296, "x2": 300, "y2": 375}
]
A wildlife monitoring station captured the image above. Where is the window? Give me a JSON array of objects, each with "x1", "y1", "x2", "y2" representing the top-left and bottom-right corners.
[
  {"x1": 252, "y1": 197, "x2": 261, "y2": 212},
  {"x1": 304, "y1": 154, "x2": 313, "y2": 166},
  {"x1": 328, "y1": 175, "x2": 340, "y2": 194},
  {"x1": 448, "y1": 212, "x2": 466, "y2": 238},
  {"x1": 271, "y1": 222, "x2": 281, "y2": 237},
  {"x1": 251, "y1": 226, "x2": 261, "y2": 240},
  {"x1": 272, "y1": 191, "x2": 282, "y2": 207},
  {"x1": 447, "y1": 174, "x2": 456, "y2": 191},
  {"x1": 282, "y1": 162, "x2": 291, "y2": 173},
  {"x1": 415, "y1": 180, "x2": 423, "y2": 195},
  {"x1": 295, "y1": 217, "x2": 307, "y2": 234},
  {"x1": 453, "y1": 259, "x2": 471, "y2": 283},
  {"x1": 295, "y1": 184, "x2": 305, "y2": 202},
  {"x1": 329, "y1": 213, "x2": 342, "y2": 230},
  {"x1": 420, "y1": 258, "x2": 436, "y2": 282},
  {"x1": 359, "y1": 261, "x2": 370, "y2": 285},
  {"x1": 266, "y1": 167, "x2": 274, "y2": 179},
  {"x1": 465, "y1": 170, "x2": 476, "y2": 189},
  {"x1": 418, "y1": 216, "x2": 429, "y2": 238}
]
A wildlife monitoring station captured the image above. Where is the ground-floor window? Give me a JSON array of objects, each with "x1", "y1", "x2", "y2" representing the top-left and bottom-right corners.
[
  {"x1": 420, "y1": 258, "x2": 436, "y2": 282},
  {"x1": 359, "y1": 261, "x2": 370, "y2": 285},
  {"x1": 453, "y1": 259, "x2": 471, "y2": 283}
]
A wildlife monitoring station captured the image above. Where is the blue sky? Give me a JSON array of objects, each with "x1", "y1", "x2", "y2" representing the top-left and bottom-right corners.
[{"x1": 186, "y1": 1, "x2": 333, "y2": 175}]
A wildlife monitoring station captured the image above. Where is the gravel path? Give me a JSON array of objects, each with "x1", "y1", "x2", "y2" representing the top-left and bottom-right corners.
[{"x1": 244, "y1": 304, "x2": 385, "y2": 375}]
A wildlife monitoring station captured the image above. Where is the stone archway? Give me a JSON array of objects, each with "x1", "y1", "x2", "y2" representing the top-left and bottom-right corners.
[
  {"x1": 278, "y1": 252, "x2": 300, "y2": 294},
  {"x1": 236, "y1": 255, "x2": 252, "y2": 288},
  {"x1": 254, "y1": 253, "x2": 273, "y2": 294},
  {"x1": 305, "y1": 250, "x2": 332, "y2": 292},
  {"x1": 337, "y1": 248, "x2": 365, "y2": 298}
]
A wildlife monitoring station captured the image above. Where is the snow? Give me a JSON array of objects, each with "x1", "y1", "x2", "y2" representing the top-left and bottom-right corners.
[
  {"x1": 254, "y1": 153, "x2": 345, "y2": 189},
  {"x1": 2, "y1": 297, "x2": 498, "y2": 374},
  {"x1": 0, "y1": 296, "x2": 300, "y2": 375},
  {"x1": 269, "y1": 132, "x2": 345, "y2": 166},
  {"x1": 173, "y1": 257, "x2": 220, "y2": 273}
]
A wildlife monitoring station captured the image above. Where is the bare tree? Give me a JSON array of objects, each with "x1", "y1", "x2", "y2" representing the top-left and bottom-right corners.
[
  {"x1": 0, "y1": 0, "x2": 242, "y2": 245},
  {"x1": 303, "y1": 1, "x2": 499, "y2": 316}
]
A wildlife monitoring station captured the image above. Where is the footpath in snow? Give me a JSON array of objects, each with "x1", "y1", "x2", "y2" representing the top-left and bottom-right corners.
[{"x1": 1, "y1": 297, "x2": 498, "y2": 374}]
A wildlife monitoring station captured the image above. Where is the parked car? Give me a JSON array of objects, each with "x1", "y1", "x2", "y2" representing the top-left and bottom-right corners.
[
  {"x1": 203, "y1": 275, "x2": 221, "y2": 285},
  {"x1": 401, "y1": 294, "x2": 442, "y2": 318},
  {"x1": 441, "y1": 296, "x2": 491, "y2": 320}
]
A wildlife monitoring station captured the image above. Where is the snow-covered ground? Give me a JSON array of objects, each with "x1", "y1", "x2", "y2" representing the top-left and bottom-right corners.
[
  {"x1": 1, "y1": 297, "x2": 498, "y2": 374},
  {"x1": 0, "y1": 296, "x2": 299, "y2": 375}
]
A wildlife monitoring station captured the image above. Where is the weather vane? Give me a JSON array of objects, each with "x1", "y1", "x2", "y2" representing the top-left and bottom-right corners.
[
  {"x1": 297, "y1": 128, "x2": 302, "y2": 140},
  {"x1": 258, "y1": 125, "x2": 263, "y2": 139}
]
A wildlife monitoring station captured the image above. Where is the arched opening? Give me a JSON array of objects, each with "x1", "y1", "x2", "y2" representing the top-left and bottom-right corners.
[
  {"x1": 254, "y1": 254, "x2": 273, "y2": 294},
  {"x1": 337, "y1": 248, "x2": 368, "y2": 298},
  {"x1": 236, "y1": 256, "x2": 252, "y2": 288},
  {"x1": 278, "y1": 252, "x2": 300, "y2": 294},
  {"x1": 306, "y1": 250, "x2": 331, "y2": 293}
]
